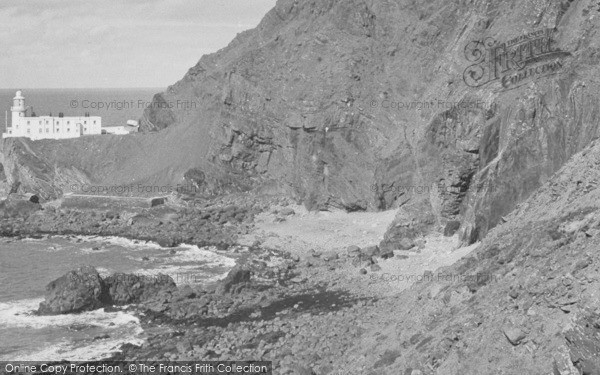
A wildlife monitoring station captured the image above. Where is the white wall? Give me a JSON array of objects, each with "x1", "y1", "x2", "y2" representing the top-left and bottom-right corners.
[{"x1": 3, "y1": 115, "x2": 102, "y2": 140}]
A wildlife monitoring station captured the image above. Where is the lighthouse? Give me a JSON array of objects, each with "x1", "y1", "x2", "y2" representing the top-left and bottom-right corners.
[
  {"x1": 3, "y1": 90, "x2": 102, "y2": 140},
  {"x1": 11, "y1": 90, "x2": 26, "y2": 127}
]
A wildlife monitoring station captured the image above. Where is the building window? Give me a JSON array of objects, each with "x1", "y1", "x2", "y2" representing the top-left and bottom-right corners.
[
  {"x1": 93, "y1": 121, "x2": 96, "y2": 124},
  {"x1": 67, "y1": 121, "x2": 70, "y2": 124},
  {"x1": 27, "y1": 129, "x2": 30, "y2": 134},
  {"x1": 27, "y1": 121, "x2": 30, "y2": 125},
  {"x1": 39, "y1": 129, "x2": 42, "y2": 133},
  {"x1": 67, "y1": 128, "x2": 70, "y2": 132},
  {"x1": 84, "y1": 121, "x2": 87, "y2": 124},
  {"x1": 84, "y1": 128, "x2": 87, "y2": 131}
]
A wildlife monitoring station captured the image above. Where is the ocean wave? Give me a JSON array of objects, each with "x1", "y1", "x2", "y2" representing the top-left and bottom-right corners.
[
  {"x1": 168, "y1": 244, "x2": 236, "y2": 266},
  {"x1": 0, "y1": 298, "x2": 145, "y2": 361},
  {"x1": 62, "y1": 235, "x2": 165, "y2": 250},
  {"x1": 0, "y1": 299, "x2": 140, "y2": 330},
  {"x1": 2, "y1": 334, "x2": 145, "y2": 361}
]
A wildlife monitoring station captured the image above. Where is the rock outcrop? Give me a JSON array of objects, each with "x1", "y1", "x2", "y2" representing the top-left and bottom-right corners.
[
  {"x1": 0, "y1": 194, "x2": 41, "y2": 219},
  {"x1": 103, "y1": 273, "x2": 177, "y2": 305},
  {"x1": 216, "y1": 265, "x2": 252, "y2": 295},
  {"x1": 38, "y1": 266, "x2": 105, "y2": 315},
  {"x1": 343, "y1": 138, "x2": 600, "y2": 374},
  {"x1": 37, "y1": 267, "x2": 176, "y2": 315}
]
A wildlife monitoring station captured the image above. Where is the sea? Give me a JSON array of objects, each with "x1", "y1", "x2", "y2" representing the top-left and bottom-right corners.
[
  {"x1": 0, "y1": 88, "x2": 163, "y2": 128},
  {"x1": 0, "y1": 236, "x2": 237, "y2": 361}
]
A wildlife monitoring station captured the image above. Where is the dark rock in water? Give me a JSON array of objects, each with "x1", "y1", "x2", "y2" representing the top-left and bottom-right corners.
[
  {"x1": 37, "y1": 266, "x2": 178, "y2": 314},
  {"x1": 37, "y1": 266, "x2": 105, "y2": 315},
  {"x1": 444, "y1": 221, "x2": 461, "y2": 236},
  {"x1": 216, "y1": 266, "x2": 252, "y2": 295},
  {"x1": 156, "y1": 237, "x2": 178, "y2": 248},
  {"x1": 103, "y1": 273, "x2": 177, "y2": 305}
]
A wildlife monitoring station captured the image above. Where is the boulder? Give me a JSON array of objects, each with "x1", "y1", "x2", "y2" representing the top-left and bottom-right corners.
[
  {"x1": 37, "y1": 266, "x2": 106, "y2": 315},
  {"x1": 397, "y1": 238, "x2": 415, "y2": 250},
  {"x1": 216, "y1": 266, "x2": 252, "y2": 294},
  {"x1": 502, "y1": 326, "x2": 526, "y2": 346},
  {"x1": 279, "y1": 207, "x2": 296, "y2": 216},
  {"x1": 346, "y1": 245, "x2": 361, "y2": 256},
  {"x1": 322, "y1": 251, "x2": 339, "y2": 261},
  {"x1": 361, "y1": 245, "x2": 380, "y2": 257},
  {"x1": 156, "y1": 236, "x2": 178, "y2": 247},
  {"x1": 103, "y1": 273, "x2": 177, "y2": 305}
]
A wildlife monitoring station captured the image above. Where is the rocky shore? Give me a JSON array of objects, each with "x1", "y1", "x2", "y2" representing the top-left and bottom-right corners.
[
  {"x1": 8, "y1": 141, "x2": 600, "y2": 374},
  {"x1": 38, "y1": 244, "x2": 391, "y2": 374},
  {"x1": 0, "y1": 193, "x2": 283, "y2": 249},
  {"x1": 3, "y1": 186, "x2": 475, "y2": 374}
]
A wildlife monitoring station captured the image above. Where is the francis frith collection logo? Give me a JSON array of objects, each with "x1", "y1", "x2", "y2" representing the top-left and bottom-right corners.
[{"x1": 463, "y1": 28, "x2": 571, "y2": 90}]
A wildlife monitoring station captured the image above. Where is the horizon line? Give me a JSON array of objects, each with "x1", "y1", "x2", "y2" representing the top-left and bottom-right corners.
[{"x1": 0, "y1": 87, "x2": 166, "y2": 90}]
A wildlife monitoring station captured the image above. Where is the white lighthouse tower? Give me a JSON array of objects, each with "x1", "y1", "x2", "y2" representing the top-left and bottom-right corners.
[
  {"x1": 11, "y1": 90, "x2": 26, "y2": 127},
  {"x1": 3, "y1": 90, "x2": 102, "y2": 140}
]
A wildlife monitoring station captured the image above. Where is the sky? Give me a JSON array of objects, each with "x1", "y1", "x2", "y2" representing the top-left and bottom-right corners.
[{"x1": 0, "y1": 0, "x2": 277, "y2": 89}]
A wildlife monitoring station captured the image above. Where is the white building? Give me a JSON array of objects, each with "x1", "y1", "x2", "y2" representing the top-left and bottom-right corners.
[
  {"x1": 102, "y1": 122, "x2": 139, "y2": 135},
  {"x1": 3, "y1": 91, "x2": 102, "y2": 140}
]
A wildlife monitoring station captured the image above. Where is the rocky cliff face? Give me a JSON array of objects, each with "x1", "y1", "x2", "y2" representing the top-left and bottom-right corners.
[
  {"x1": 2, "y1": 0, "x2": 600, "y2": 248},
  {"x1": 341, "y1": 137, "x2": 600, "y2": 374},
  {"x1": 138, "y1": 0, "x2": 600, "y2": 244}
]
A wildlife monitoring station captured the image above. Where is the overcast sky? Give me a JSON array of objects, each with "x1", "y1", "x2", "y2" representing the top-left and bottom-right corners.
[{"x1": 0, "y1": 0, "x2": 276, "y2": 89}]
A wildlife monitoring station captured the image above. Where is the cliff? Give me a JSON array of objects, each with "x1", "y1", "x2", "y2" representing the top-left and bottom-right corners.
[
  {"x1": 341, "y1": 137, "x2": 600, "y2": 374},
  {"x1": 2, "y1": 0, "x2": 600, "y2": 247},
  {"x1": 138, "y1": 0, "x2": 600, "y2": 245}
]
